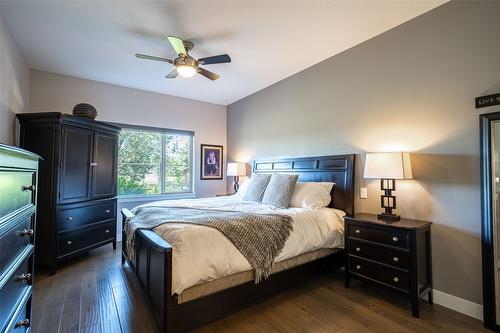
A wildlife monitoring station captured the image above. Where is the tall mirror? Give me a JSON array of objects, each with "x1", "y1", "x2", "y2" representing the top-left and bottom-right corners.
[{"x1": 481, "y1": 111, "x2": 500, "y2": 330}]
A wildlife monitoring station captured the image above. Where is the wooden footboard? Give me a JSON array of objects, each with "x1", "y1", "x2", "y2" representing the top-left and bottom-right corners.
[{"x1": 121, "y1": 208, "x2": 173, "y2": 332}]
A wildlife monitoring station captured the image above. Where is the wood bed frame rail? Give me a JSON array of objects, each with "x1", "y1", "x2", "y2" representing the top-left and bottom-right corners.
[{"x1": 121, "y1": 154, "x2": 355, "y2": 332}]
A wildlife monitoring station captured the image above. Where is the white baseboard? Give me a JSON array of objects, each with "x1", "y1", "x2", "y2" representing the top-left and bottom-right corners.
[{"x1": 423, "y1": 289, "x2": 483, "y2": 321}]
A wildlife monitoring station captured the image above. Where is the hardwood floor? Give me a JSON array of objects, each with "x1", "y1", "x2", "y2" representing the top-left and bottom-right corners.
[{"x1": 33, "y1": 243, "x2": 488, "y2": 333}]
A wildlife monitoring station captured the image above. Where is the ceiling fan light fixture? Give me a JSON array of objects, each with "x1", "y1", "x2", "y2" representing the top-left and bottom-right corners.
[{"x1": 177, "y1": 65, "x2": 197, "y2": 78}]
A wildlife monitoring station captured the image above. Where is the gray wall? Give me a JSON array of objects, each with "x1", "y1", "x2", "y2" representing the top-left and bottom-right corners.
[
  {"x1": 0, "y1": 15, "x2": 30, "y2": 145},
  {"x1": 228, "y1": 1, "x2": 500, "y2": 304}
]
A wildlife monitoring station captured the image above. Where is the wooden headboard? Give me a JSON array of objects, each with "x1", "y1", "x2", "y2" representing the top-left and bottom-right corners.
[{"x1": 253, "y1": 154, "x2": 355, "y2": 216}]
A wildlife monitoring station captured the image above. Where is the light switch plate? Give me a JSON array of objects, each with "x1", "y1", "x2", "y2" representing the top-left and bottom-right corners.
[{"x1": 360, "y1": 187, "x2": 368, "y2": 199}]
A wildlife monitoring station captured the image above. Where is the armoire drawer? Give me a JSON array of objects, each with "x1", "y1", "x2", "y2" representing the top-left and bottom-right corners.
[
  {"x1": 0, "y1": 171, "x2": 36, "y2": 222},
  {"x1": 0, "y1": 213, "x2": 34, "y2": 275},
  {"x1": 58, "y1": 200, "x2": 115, "y2": 232},
  {"x1": 58, "y1": 222, "x2": 114, "y2": 257},
  {"x1": 0, "y1": 253, "x2": 32, "y2": 331},
  {"x1": 5, "y1": 293, "x2": 30, "y2": 333}
]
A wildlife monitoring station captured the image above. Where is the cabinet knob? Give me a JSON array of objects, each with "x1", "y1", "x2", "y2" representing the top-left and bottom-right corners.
[
  {"x1": 355, "y1": 229, "x2": 361, "y2": 234},
  {"x1": 15, "y1": 273, "x2": 32, "y2": 283},
  {"x1": 90, "y1": 162, "x2": 98, "y2": 167},
  {"x1": 66, "y1": 216, "x2": 73, "y2": 221},
  {"x1": 22, "y1": 185, "x2": 36, "y2": 192},
  {"x1": 393, "y1": 257, "x2": 399, "y2": 262},
  {"x1": 15, "y1": 319, "x2": 30, "y2": 328},
  {"x1": 392, "y1": 236, "x2": 399, "y2": 242},
  {"x1": 105, "y1": 229, "x2": 110, "y2": 233},
  {"x1": 20, "y1": 229, "x2": 34, "y2": 237},
  {"x1": 355, "y1": 247, "x2": 361, "y2": 252},
  {"x1": 356, "y1": 265, "x2": 361, "y2": 270},
  {"x1": 106, "y1": 209, "x2": 111, "y2": 213},
  {"x1": 393, "y1": 277, "x2": 399, "y2": 283},
  {"x1": 67, "y1": 241, "x2": 72, "y2": 245}
]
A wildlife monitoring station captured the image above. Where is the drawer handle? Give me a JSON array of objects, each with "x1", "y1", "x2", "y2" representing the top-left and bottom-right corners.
[
  {"x1": 355, "y1": 229, "x2": 361, "y2": 234},
  {"x1": 393, "y1": 277, "x2": 399, "y2": 283},
  {"x1": 22, "y1": 185, "x2": 36, "y2": 192},
  {"x1": 392, "y1": 236, "x2": 399, "y2": 242},
  {"x1": 393, "y1": 257, "x2": 399, "y2": 262},
  {"x1": 356, "y1": 265, "x2": 361, "y2": 270},
  {"x1": 105, "y1": 229, "x2": 110, "y2": 233},
  {"x1": 20, "y1": 229, "x2": 34, "y2": 237},
  {"x1": 67, "y1": 241, "x2": 72, "y2": 245},
  {"x1": 106, "y1": 209, "x2": 111, "y2": 213},
  {"x1": 15, "y1": 273, "x2": 32, "y2": 282},
  {"x1": 66, "y1": 216, "x2": 73, "y2": 221},
  {"x1": 90, "y1": 162, "x2": 98, "y2": 167},
  {"x1": 15, "y1": 319, "x2": 30, "y2": 328},
  {"x1": 355, "y1": 247, "x2": 361, "y2": 252}
]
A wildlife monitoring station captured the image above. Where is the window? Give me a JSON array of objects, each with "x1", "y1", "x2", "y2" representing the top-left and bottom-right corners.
[{"x1": 117, "y1": 126, "x2": 193, "y2": 196}]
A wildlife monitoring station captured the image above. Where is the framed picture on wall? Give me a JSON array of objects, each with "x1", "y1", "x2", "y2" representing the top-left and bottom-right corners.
[{"x1": 200, "y1": 144, "x2": 223, "y2": 180}]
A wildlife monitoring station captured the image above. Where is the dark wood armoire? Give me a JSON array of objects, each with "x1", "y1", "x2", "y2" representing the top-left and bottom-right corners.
[{"x1": 17, "y1": 112, "x2": 120, "y2": 274}]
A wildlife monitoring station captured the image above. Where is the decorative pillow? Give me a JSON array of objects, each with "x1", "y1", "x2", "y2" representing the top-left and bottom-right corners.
[
  {"x1": 289, "y1": 182, "x2": 335, "y2": 209},
  {"x1": 233, "y1": 178, "x2": 250, "y2": 200},
  {"x1": 261, "y1": 174, "x2": 299, "y2": 208},
  {"x1": 242, "y1": 174, "x2": 272, "y2": 202}
]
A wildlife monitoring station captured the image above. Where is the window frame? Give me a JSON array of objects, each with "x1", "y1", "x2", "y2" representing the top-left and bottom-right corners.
[{"x1": 111, "y1": 122, "x2": 195, "y2": 198}]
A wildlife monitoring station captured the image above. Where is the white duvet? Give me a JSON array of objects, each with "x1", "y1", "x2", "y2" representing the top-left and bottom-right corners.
[{"x1": 135, "y1": 196, "x2": 345, "y2": 295}]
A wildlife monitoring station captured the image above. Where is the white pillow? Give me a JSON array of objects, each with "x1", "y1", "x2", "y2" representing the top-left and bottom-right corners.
[
  {"x1": 289, "y1": 182, "x2": 334, "y2": 209},
  {"x1": 233, "y1": 178, "x2": 250, "y2": 200}
]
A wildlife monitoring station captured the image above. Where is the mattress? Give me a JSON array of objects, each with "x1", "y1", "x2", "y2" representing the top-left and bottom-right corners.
[
  {"x1": 136, "y1": 196, "x2": 345, "y2": 295},
  {"x1": 177, "y1": 247, "x2": 340, "y2": 304}
]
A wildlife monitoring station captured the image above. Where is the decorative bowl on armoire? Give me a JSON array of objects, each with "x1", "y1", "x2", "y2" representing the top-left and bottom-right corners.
[{"x1": 73, "y1": 103, "x2": 98, "y2": 120}]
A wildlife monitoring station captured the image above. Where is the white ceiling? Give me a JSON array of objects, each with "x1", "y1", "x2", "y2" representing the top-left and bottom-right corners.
[{"x1": 1, "y1": 1, "x2": 446, "y2": 106}]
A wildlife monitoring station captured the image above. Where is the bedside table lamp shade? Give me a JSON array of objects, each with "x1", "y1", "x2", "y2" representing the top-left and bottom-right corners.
[
  {"x1": 364, "y1": 152, "x2": 413, "y2": 220},
  {"x1": 227, "y1": 162, "x2": 246, "y2": 192}
]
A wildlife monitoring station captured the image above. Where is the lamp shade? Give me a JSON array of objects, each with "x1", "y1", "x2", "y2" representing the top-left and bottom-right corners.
[
  {"x1": 227, "y1": 162, "x2": 246, "y2": 177},
  {"x1": 364, "y1": 152, "x2": 413, "y2": 180}
]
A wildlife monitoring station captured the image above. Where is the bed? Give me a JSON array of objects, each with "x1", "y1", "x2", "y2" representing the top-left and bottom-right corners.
[{"x1": 121, "y1": 154, "x2": 355, "y2": 332}]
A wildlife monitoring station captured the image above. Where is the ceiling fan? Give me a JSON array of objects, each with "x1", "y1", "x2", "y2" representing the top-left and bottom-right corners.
[{"x1": 135, "y1": 36, "x2": 231, "y2": 81}]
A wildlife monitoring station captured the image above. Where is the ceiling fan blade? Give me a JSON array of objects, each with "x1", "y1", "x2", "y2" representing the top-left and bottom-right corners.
[
  {"x1": 165, "y1": 69, "x2": 178, "y2": 79},
  {"x1": 198, "y1": 67, "x2": 220, "y2": 81},
  {"x1": 167, "y1": 36, "x2": 187, "y2": 56},
  {"x1": 198, "y1": 54, "x2": 231, "y2": 65},
  {"x1": 135, "y1": 53, "x2": 173, "y2": 63}
]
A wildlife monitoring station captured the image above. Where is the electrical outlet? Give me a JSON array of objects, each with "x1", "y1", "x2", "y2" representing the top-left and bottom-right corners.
[{"x1": 360, "y1": 187, "x2": 368, "y2": 199}]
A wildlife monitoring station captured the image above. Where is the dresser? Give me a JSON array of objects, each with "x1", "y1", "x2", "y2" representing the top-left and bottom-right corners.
[
  {"x1": 0, "y1": 144, "x2": 40, "y2": 332},
  {"x1": 17, "y1": 112, "x2": 120, "y2": 274},
  {"x1": 344, "y1": 213, "x2": 433, "y2": 317}
]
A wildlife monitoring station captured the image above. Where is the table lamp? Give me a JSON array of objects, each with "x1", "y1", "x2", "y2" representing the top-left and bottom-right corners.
[
  {"x1": 363, "y1": 152, "x2": 413, "y2": 221},
  {"x1": 227, "y1": 162, "x2": 246, "y2": 192}
]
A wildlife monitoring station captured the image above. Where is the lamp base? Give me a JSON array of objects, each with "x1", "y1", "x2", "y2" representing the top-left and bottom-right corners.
[{"x1": 377, "y1": 213, "x2": 401, "y2": 221}]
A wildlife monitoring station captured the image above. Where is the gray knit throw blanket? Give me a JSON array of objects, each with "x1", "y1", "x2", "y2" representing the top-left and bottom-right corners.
[{"x1": 124, "y1": 206, "x2": 294, "y2": 283}]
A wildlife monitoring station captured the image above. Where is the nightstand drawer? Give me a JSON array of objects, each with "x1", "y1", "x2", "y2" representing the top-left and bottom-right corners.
[
  {"x1": 348, "y1": 223, "x2": 408, "y2": 248},
  {"x1": 349, "y1": 257, "x2": 409, "y2": 292},
  {"x1": 348, "y1": 238, "x2": 409, "y2": 269}
]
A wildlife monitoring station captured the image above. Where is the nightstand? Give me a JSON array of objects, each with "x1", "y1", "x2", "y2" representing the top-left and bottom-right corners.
[{"x1": 344, "y1": 213, "x2": 433, "y2": 318}]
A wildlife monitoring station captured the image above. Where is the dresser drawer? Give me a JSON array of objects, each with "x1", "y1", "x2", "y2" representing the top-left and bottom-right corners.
[
  {"x1": 348, "y1": 238, "x2": 409, "y2": 270},
  {"x1": 348, "y1": 223, "x2": 408, "y2": 248},
  {"x1": 5, "y1": 294, "x2": 30, "y2": 333},
  {"x1": 349, "y1": 257, "x2": 409, "y2": 292},
  {"x1": 0, "y1": 213, "x2": 34, "y2": 275},
  {"x1": 58, "y1": 221, "x2": 114, "y2": 257},
  {"x1": 0, "y1": 253, "x2": 32, "y2": 331},
  {"x1": 0, "y1": 171, "x2": 35, "y2": 222},
  {"x1": 58, "y1": 200, "x2": 115, "y2": 232}
]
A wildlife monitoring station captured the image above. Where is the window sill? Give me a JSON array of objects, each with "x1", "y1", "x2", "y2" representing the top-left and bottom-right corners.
[{"x1": 117, "y1": 193, "x2": 196, "y2": 203}]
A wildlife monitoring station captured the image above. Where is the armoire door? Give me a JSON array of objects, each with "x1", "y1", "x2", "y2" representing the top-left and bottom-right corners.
[
  {"x1": 59, "y1": 125, "x2": 93, "y2": 203},
  {"x1": 92, "y1": 131, "x2": 117, "y2": 198}
]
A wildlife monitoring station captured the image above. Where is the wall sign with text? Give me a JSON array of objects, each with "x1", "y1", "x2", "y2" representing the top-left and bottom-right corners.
[{"x1": 476, "y1": 93, "x2": 500, "y2": 109}]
